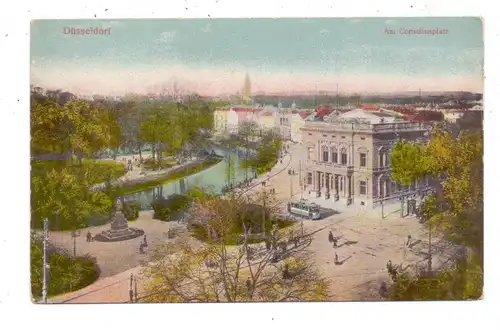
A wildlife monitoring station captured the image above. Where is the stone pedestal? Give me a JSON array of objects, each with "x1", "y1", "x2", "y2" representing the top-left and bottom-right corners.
[{"x1": 95, "y1": 198, "x2": 144, "y2": 242}]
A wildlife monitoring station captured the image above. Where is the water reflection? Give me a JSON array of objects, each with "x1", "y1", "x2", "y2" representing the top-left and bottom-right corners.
[{"x1": 121, "y1": 146, "x2": 256, "y2": 209}]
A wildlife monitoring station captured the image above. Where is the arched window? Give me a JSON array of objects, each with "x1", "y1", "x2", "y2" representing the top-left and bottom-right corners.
[
  {"x1": 331, "y1": 146, "x2": 338, "y2": 163},
  {"x1": 340, "y1": 147, "x2": 347, "y2": 165},
  {"x1": 322, "y1": 146, "x2": 329, "y2": 162}
]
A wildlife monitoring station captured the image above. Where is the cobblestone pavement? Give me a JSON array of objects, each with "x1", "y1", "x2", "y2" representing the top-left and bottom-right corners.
[{"x1": 49, "y1": 143, "x2": 461, "y2": 303}]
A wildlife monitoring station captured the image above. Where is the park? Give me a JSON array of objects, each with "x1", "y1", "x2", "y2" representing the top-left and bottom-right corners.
[{"x1": 31, "y1": 87, "x2": 483, "y2": 303}]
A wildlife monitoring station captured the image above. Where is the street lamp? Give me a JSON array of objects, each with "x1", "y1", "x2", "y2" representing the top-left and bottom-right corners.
[
  {"x1": 399, "y1": 196, "x2": 405, "y2": 218},
  {"x1": 71, "y1": 229, "x2": 81, "y2": 258},
  {"x1": 261, "y1": 181, "x2": 266, "y2": 235},
  {"x1": 42, "y1": 218, "x2": 50, "y2": 303}
]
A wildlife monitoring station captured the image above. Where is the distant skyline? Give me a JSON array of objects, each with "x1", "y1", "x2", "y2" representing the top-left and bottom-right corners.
[{"x1": 31, "y1": 18, "x2": 484, "y2": 96}]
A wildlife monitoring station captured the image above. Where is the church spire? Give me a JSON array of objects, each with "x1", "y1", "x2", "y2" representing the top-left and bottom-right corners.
[{"x1": 242, "y1": 73, "x2": 252, "y2": 105}]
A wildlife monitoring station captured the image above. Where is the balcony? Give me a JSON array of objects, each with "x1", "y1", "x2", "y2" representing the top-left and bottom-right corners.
[
  {"x1": 306, "y1": 159, "x2": 354, "y2": 173},
  {"x1": 304, "y1": 121, "x2": 430, "y2": 134}
]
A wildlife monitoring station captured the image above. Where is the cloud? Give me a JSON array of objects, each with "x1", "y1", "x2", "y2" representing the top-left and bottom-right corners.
[
  {"x1": 30, "y1": 64, "x2": 483, "y2": 97},
  {"x1": 154, "y1": 31, "x2": 177, "y2": 45}
]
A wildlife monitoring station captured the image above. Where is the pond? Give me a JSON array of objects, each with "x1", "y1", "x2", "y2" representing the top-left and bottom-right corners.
[{"x1": 121, "y1": 145, "x2": 257, "y2": 209}]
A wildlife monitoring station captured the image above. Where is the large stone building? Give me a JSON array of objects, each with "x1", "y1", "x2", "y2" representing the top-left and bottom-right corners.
[
  {"x1": 301, "y1": 108, "x2": 432, "y2": 209},
  {"x1": 213, "y1": 108, "x2": 229, "y2": 135},
  {"x1": 290, "y1": 111, "x2": 313, "y2": 144},
  {"x1": 273, "y1": 102, "x2": 293, "y2": 140}
]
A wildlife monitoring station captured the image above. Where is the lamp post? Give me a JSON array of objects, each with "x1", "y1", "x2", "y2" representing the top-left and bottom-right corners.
[
  {"x1": 129, "y1": 274, "x2": 134, "y2": 302},
  {"x1": 399, "y1": 194, "x2": 405, "y2": 218},
  {"x1": 71, "y1": 229, "x2": 81, "y2": 258},
  {"x1": 261, "y1": 181, "x2": 266, "y2": 235},
  {"x1": 42, "y1": 218, "x2": 49, "y2": 303},
  {"x1": 299, "y1": 159, "x2": 303, "y2": 200}
]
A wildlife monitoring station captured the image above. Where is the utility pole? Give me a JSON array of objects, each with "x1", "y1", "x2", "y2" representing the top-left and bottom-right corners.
[
  {"x1": 42, "y1": 218, "x2": 49, "y2": 303},
  {"x1": 129, "y1": 274, "x2": 134, "y2": 302},
  {"x1": 299, "y1": 160, "x2": 303, "y2": 200},
  {"x1": 71, "y1": 230, "x2": 80, "y2": 257},
  {"x1": 427, "y1": 222, "x2": 432, "y2": 274},
  {"x1": 381, "y1": 196, "x2": 384, "y2": 219},
  {"x1": 134, "y1": 276, "x2": 138, "y2": 302},
  {"x1": 261, "y1": 182, "x2": 266, "y2": 235}
]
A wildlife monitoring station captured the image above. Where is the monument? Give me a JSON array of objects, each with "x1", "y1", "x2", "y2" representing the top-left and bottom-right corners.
[{"x1": 95, "y1": 198, "x2": 144, "y2": 242}]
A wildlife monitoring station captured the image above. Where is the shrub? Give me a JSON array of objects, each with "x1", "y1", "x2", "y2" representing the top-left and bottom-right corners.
[
  {"x1": 151, "y1": 194, "x2": 190, "y2": 221},
  {"x1": 189, "y1": 202, "x2": 294, "y2": 245},
  {"x1": 31, "y1": 237, "x2": 99, "y2": 299},
  {"x1": 122, "y1": 201, "x2": 140, "y2": 221}
]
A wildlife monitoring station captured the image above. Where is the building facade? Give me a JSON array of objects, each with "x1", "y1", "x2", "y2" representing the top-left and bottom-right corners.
[
  {"x1": 301, "y1": 109, "x2": 432, "y2": 209},
  {"x1": 227, "y1": 107, "x2": 261, "y2": 133},
  {"x1": 213, "y1": 108, "x2": 229, "y2": 135},
  {"x1": 290, "y1": 111, "x2": 313, "y2": 144},
  {"x1": 258, "y1": 112, "x2": 276, "y2": 131},
  {"x1": 273, "y1": 103, "x2": 293, "y2": 141}
]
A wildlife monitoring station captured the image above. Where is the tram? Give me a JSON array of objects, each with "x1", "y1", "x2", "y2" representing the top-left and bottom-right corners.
[{"x1": 287, "y1": 199, "x2": 321, "y2": 220}]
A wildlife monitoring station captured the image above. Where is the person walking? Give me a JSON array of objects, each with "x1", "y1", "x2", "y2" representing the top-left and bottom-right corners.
[
  {"x1": 86, "y1": 231, "x2": 92, "y2": 243},
  {"x1": 328, "y1": 230, "x2": 334, "y2": 245},
  {"x1": 334, "y1": 252, "x2": 339, "y2": 265},
  {"x1": 333, "y1": 237, "x2": 338, "y2": 248}
]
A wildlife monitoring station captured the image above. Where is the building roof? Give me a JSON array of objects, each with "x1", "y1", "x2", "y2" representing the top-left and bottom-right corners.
[
  {"x1": 356, "y1": 104, "x2": 380, "y2": 111},
  {"x1": 383, "y1": 105, "x2": 416, "y2": 112},
  {"x1": 371, "y1": 111, "x2": 395, "y2": 118},
  {"x1": 215, "y1": 108, "x2": 231, "y2": 112},
  {"x1": 231, "y1": 107, "x2": 261, "y2": 113},
  {"x1": 299, "y1": 111, "x2": 312, "y2": 119},
  {"x1": 260, "y1": 112, "x2": 274, "y2": 117}
]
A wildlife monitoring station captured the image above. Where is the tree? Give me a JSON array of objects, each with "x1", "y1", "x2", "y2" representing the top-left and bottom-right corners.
[
  {"x1": 31, "y1": 168, "x2": 112, "y2": 230},
  {"x1": 387, "y1": 127, "x2": 483, "y2": 300},
  {"x1": 237, "y1": 121, "x2": 260, "y2": 180},
  {"x1": 31, "y1": 91, "x2": 122, "y2": 162},
  {"x1": 390, "y1": 139, "x2": 431, "y2": 187},
  {"x1": 387, "y1": 253, "x2": 482, "y2": 301},
  {"x1": 140, "y1": 195, "x2": 329, "y2": 302},
  {"x1": 224, "y1": 154, "x2": 236, "y2": 187}
]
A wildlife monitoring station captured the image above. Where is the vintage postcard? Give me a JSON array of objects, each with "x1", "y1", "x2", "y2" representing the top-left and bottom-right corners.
[{"x1": 30, "y1": 18, "x2": 483, "y2": 303}]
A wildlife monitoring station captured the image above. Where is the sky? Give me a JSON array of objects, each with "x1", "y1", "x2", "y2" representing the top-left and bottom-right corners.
[{"x1": 30, "y1": 18, "x2": 484, "y2": 96}]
